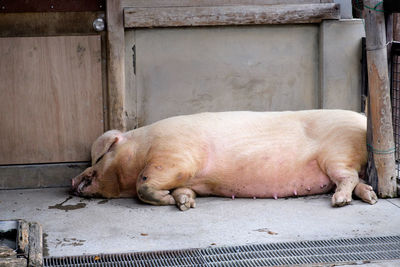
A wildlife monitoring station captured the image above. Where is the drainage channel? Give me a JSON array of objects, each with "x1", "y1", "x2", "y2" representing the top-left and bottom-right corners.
[{"x1": 44, "y1": 235, "x2": 400, "y2": 267}]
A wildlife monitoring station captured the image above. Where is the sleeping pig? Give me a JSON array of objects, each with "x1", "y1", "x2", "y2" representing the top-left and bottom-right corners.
[{"x1": 71, "y1": 110, "x2": 377, "y2": 211}]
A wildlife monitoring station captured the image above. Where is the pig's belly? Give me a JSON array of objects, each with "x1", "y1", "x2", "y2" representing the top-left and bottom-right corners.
[{"x1": 192, "y1": 159, "x2": 335, "y2": 198}]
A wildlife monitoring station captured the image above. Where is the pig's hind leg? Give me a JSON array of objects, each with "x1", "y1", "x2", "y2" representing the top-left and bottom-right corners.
[
  {"x1": 327, "y1": 165, "x2": 360, "y2": 207},
  {"x1": 172, "y1": 188, "x2": 196, "y2": 211},
  {"x1": 353, "y1": 182, "x2": 378, "y2": 205}
]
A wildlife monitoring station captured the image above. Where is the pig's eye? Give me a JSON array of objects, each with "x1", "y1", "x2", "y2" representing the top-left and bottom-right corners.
[
  {"x1": 84, "y1": 177, "x2": 92, "y2": 186},
  {"x1": 95, "y1": 154, "x2": 105, "y2": 164}
]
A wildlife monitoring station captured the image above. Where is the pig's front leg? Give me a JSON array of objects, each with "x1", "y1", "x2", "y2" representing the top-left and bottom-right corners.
[
  {"x1": 137, "y1": 184, "x2": 176, "y2": 206},
  {"x1": 327, "y1": 165, "x2": 360, "y2": 207},
  {"x1": 136, "y1": 161, "x2": 193, "y2": 207},
  {"x1": 172, "y1": 188, "x2": 196, "y2": 211}
]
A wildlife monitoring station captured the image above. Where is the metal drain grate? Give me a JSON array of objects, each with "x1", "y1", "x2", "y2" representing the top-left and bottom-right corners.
[{"x1": 44, "y1": 235, "x2": 400, "y2": 267}]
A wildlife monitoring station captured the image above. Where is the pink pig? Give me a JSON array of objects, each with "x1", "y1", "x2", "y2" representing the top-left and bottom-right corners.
[{"x1": 71, "y1": 110, "x2": 377, "y2": 211}]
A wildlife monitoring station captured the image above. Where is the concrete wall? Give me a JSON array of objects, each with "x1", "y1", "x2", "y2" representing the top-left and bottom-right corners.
[
  {"x1": 320, "y1": 20, "x2": 365, "y2": 111},
  {"x1": 125, "y1": 19, "x2": 365, "y2": 128}
]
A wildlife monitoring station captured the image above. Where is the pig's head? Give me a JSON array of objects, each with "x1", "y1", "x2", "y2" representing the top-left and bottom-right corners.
[{"x1": 71, "y1": 130, "x2": 138, "y2": 198}]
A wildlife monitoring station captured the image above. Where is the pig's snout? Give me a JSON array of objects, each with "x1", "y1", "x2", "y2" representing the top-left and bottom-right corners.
[
  {"x1": 70, "y1": 175, "x2": 83, "y2": 196},
  {"x1": 71, "y1": 168, "x2": 95, "y2": 195},
  {"x1": 71, "y1": 178, "x2": 77, "y2": 188}
]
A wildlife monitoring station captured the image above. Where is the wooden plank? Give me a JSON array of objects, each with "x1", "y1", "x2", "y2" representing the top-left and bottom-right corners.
[
  {"x1": 106, "y1": 0, "x2": 127, "y2": 131},
  {"x1": 364, "y1": 0, "x2": 397, "y2": 198},
  {"x1": 18, "y1": 220, "x2": 29, "y2": 258},
  {"x1": 0, "y1": 12, "x2": 104, "y2": 37},
  {"x1": 0, "y1": 257, "x2": 27, "y2": 267},
  {"x1": 124, "y1": 4, "x2": 340, "y2": 28},
  {"x1": 0, "y1": 247, "x2": 16, "y2": 258},
  {"x1": 122, "y1": 0, "x2": 331, "y2": 8},
  {"x1": 0, "y1": 0, "x2": 105, "y2": 13},
  {"x1": 28, "y1": 222, "x2": 42, "y2": 267},
  {"x1": 0, "y1": 36, "x2": 103, "y2": 164},
  {"x1": 100, "y1": 32, "x2": 110, "y2": 131}
]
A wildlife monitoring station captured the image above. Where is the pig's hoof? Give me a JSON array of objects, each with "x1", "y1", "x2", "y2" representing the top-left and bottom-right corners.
[
  {"x1": 172, "y1": 188, "x2": 196, "y2": 211},
  {"x1": 176, "y1": 194, "x2": 196, "y2": 211},
  {"x1": 355, "y1": 184, "x2": 378, "y2": 205},
  {"x1": 331, "y1": 192, "x2": 352, "y2": 207},
  {"x1": 363, "y1": 190, "x2": 378, "y2": 205}
]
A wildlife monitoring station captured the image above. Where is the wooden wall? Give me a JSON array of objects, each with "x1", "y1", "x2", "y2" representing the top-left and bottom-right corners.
[{"x1": 0, "y1": 36, "x2": 103, "y2": 164}]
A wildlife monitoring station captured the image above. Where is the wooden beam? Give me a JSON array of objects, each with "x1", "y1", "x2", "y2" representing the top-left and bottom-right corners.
[
  {"x1": 28, "y1": 222, "x2": 43, "y2": 267},
  {"x1": 0, "y1": 12, "x2": 103, "y2": 37},
  {"x1": 121, "y1": 0, "x2": 329, "y2": 7},
  {"x1": 124, "y1": 4, "x2": 340, "y2": 28},
  {"x1": 18, "y1": 220, "x2": 29, "y2": 258},
  {"x1": 106, "y1": 0, "x2": 127, "y2": 131},
  {"x1": 364, "y1": 0, "x2": 397, "y2": 198}
]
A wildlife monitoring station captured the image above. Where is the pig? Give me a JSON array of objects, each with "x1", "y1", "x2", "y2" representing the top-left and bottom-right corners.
[{"x1": 71, "y1": 110, "x2": 378, "y2": 211}]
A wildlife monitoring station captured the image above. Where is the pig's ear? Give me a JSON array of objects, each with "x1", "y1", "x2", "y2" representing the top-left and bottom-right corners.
[{"x1": 91, "y1": 130, "x2": 123, "y2": 165}]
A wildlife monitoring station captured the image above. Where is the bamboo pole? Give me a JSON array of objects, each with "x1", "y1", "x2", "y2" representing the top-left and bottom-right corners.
[{"x1": 364, "y1": 0, "x2": 397, "y2": 197}]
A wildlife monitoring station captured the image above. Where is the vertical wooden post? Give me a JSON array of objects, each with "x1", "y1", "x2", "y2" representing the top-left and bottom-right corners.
[
  {"x1": 394, "y1": 14, "x2": 400, "y2": 41},
  {"x1": 364, "y1": 0, "x2": 397, "y2": 197},
  {"x1": 106, "y1": 0, "x2": 126, "y2": 131},
  {"x1": 393, "y1": 13, "x2": 400, "y2": 195}
]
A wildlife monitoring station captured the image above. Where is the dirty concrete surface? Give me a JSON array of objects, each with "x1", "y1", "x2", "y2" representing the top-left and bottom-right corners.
[{"x1": 0, "y1": 188, "x2": 399, "y2": 265}]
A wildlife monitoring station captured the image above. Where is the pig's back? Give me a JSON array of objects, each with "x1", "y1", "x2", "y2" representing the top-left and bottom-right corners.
[{"x1": 151, "y1": 110, "x2": 366, "y2": 198}]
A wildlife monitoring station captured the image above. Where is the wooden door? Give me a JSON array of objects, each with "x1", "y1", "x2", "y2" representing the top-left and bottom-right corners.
[{"x1": 0, "y1": 36, "x2": 103, "y2": 164}]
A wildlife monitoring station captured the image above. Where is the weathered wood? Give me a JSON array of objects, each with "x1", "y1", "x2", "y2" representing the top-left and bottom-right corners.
[
  {"x1": 394, "y1": 14, "x2": 400, "y2": 41},
  {"x1": 17, "y1": 220, "x2": 29, "y2": 257},
  {"x1": 0, "y1": 221, "x2": 27, "y2": 267},
  {"x1": 28, "y1": 222, "x2": 42, "y2": 267},
  {"x1": 0, "y1": 36, "x2": 103, "y2": 164},
  {"x1": 0, "y1": 257, "x2": 27, "y2": 267},
  {"x1": 0, "y1": 0, "x2": 105, "y2": 12},
  {"x1": 100, "y1": 32, "x2": 110, "y2": 131},
  {"x1": 122, "y1": 0, "x2": 331, "y2": 7},
  {"x1": 0, "y1": 12, "x2": 104, "y2": 37},
  {"x1": 0, "y1": 247, "x2": 15, "y2": 258},
  {"x1": 124, "y1": 4, "x2": 340, "y2": 28},
  {"x1": 393, "y1": 14, "x2": 400, "y2": 195},
  {"x1": 364, "y1": 0, "x2": 397, "y2": 198},
  {"x1": 0, "y1": 162, "x2": 89, "y2": 189},
  {"x1": 106, "y1": 0, "x2": 127, "y2": 131},
  {"x1": 367, "y1": 96, "x2": 378, "y2": 192}
]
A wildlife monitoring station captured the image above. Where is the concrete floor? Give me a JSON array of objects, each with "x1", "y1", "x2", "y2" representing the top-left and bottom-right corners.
[{"x1": 0, "y1": 188, "x2": 400, "y2": 265}]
